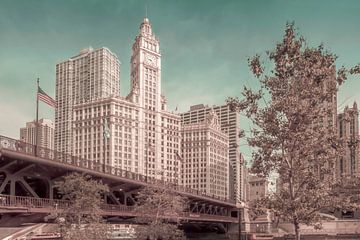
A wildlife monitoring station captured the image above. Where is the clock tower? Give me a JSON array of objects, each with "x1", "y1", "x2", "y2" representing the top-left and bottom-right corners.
[
  {"x1": 129, "y1": 17, "x2": 161, "y2": 109},
  {"x1": 129, "y1": 17, "x2": 163, "y2": 178}
]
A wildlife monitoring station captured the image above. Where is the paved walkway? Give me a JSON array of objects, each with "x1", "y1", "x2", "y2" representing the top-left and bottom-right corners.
[{"x1": 0, "y1": 227, "x2": 24, "y2": 239}]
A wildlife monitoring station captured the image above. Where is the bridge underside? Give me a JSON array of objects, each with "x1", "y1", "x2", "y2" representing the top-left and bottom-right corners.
[
  {"x1": 0, "y1": 152, "x2": 239, "y2": 224},
  {"x1": 0, "y1": 155, "x2": 140, "y2": 204}
]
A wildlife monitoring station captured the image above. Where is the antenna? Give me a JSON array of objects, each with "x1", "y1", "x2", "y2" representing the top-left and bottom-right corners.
[{"x1": 145, "y1": 4, "x2": 148, "y2": 18}]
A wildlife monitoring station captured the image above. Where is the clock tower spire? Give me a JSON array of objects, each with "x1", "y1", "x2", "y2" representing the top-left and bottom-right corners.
[{"x1": 129, "y1": 17, "x2": 161, "y2": 109}]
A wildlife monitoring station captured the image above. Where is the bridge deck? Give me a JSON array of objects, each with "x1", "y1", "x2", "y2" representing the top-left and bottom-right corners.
[
  {"x1": 0, "y1": 194, "x2": 238, "y2": 223},
  {"x1": 0, "y1": 135, "x2": 236, "y2": 208}
]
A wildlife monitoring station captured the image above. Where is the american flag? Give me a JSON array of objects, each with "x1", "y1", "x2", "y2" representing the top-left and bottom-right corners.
[{"x1": 37, "y1": 87, "x2": 56, "y2": 108}]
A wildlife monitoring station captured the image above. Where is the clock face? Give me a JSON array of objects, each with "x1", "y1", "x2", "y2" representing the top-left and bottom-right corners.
[{"x1": 145, "y1": 54, "x2": 157, "y2": 67}]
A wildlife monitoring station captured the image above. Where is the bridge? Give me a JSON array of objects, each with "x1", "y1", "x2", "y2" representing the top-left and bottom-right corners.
[
  {"x1": 0, "y1": 194, "x2": 236, "y2": 223},
  {"x1": 0, "y1": 135, "x2": 240, "y2": 226}
]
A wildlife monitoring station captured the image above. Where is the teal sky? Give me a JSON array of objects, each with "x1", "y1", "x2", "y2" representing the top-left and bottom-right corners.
[{"x1": 1, "y1": 0, "x2": 360, "y2": 162}]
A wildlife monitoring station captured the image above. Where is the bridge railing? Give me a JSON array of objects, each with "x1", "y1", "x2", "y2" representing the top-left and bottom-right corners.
[
  {"x1": 0, "y1": 194, "x2": 237, "y2": 222},
  {"x1": 0, "y1": 194, "x2": 133, "y2": 213},
  {"x1": 0, "y1": 135, "x2": 235, "y2": 204},
  {"x1": 100, "y1": 203, "x2": 134, "y2": 213},
  {"x1": 0, "y1": 194, "x2": 69, "y2": 209}
]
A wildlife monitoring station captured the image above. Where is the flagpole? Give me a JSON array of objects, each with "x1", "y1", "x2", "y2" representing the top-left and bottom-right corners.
[{"x1": 35, "y1": 78, "x2": 39, "y2": 156}]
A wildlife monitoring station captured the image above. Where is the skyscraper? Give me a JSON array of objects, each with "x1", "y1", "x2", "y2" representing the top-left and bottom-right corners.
[
  {"x1": 181, "y1": 110, "x2": 229, "y2": 199},
  {"x1": 20, "y1": 118, "x2": 54, "y2": 150},
  {"x1": 337, "y1": 102, "x2": 359, "y2": 177},
  {"x1": 55, "y1": 47, "x2": 120, "y2": 155},
  {"x1": 180, "y1": 104, "x2": 243, "y2": 203},
  {"x1": 127, "y1": 17, "x2": 181, "y2": 180}
]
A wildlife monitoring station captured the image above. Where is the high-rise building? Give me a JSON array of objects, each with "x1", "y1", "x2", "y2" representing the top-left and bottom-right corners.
[
  {"x1": 55, "y1": 47, "x2": 120, "y2": 155},
  {"x1": 72, "y1": 97, "x2": 139, "y2": 169},
  {"x1": 337, "y1": 102, "x2": 359, "y2": 177},
  {"x1": 127, "y1": 17, "x2": 181, "y2": 180},
  {"x1": 20, "y1": 118, "x2": 54, "y2": 150},
  {"x1": 180, "y1": 104, "x2": 243, "y2": 203},
  {"x1": 68, "y1": 18, "x2": 181, "y2": 182},
  {"x1": 181, "y1": 110, "x2": 229, "y2": 199}
]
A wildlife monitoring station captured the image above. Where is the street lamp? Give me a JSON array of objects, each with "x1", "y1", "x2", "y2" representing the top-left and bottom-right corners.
[
  {"x1": 174, "y1": 151, "x2": 184, "y2": 186},
  {"x1": 56, "y1": 217, "x2": 65, "y2": 239},
  {"x1": 103, "y1": 118, "x2": 111, "y2": 173},
  {"x1": 210, "y1": 175, "x2": 216, "y2": 197},
  {"x1": 237, "y1": 201, "x2": 245, "y2": 240},
  {"x1": 145, "y1": 141, "x2": 154, "y2": 182}
]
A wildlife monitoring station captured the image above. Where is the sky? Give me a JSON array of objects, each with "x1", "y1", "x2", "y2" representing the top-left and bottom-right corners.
[{"x1": 1, "y1": 0, "x2": 360, "y2": 163}]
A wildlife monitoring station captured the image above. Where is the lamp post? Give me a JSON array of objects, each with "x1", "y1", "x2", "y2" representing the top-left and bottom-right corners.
[
  {"x1": 237, "y1": 201, "x2": 245, "y2": 240},
  {"x1": 210, "y1": 175, "x2": 216, "y2": 197},
  {"x1": 56, "y1": 217, "x2": 65, "y2": 239},
  {"x1": 238, "y1": 207, "x2": 242, "y2": 240},
  {"x1": 145, "y1": 141, "x2": 154, "y2": 182},
  {"x1": 174, "y1": 151, "x2": 184, "y2": 186},
  {"x1": 103, "y1": 118, "x2": 111, "y2": 173},
  {"x1": 155, "y1": 168, "x2": 166, "y2": 185}
]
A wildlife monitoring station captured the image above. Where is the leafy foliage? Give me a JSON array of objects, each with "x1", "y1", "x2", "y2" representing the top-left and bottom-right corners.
[
  {"x1": 227, "y1": 23, "x2": 360, "y2": 239},
  {"x1": 134, "y1": 181, "x2": 187, "y2": 240},
  {"x1": 332, "y1": 176, "x2": 360, "y2": 210},
  {"x1": 55, "y1": 173, "x2": 110, "y2": 240}
]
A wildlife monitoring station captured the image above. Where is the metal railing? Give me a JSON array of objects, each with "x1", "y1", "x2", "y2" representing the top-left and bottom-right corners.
[
  {"x1": 0, "y1": 194, "x2": 69, "y2": 209},
  {"x1": 0, "y1": 194, "x2": 132, "y2": 214},
  {"x1": 0, "y1": 194, "x2": 237, "y2": 222},
  {"x1": 0, "y1": 135, "x2": 235, "y2": 205}
]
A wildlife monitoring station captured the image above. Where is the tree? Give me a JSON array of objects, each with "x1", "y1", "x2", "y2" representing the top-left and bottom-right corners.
[
  {"x1": 54, "y1": 172, "x2": 110, "y2": 240},
  {"x1": 134, "y1": 177, "x2": 187, "y2": 240},
  {"x1": 333, "y1": 176, "x2": 360, "y2": 210},
  {"x1": 227, "y1": 23, "x2": 360, "y2": 240}
]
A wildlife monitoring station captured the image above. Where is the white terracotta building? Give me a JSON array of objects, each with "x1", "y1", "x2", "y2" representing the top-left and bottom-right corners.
[
  {"x1": 180, "y1": 104, "x2": 243, "y2": 203},
  {"x1": 181, "y1": 110, "x2": 229, "y2": 199}
]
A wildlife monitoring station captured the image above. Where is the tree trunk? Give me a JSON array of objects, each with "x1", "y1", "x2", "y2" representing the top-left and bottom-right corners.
[{"x1": 294, "y1": 219, "x2": 300, "y2": 240}]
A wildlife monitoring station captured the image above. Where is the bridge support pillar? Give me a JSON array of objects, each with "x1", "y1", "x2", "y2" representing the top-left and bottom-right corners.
[
  {"x1": 227, "y1": 208, "x2": 250, "y2": 238},
  {"x1": 124, "y1": 192, "x2": 135, "y2": 206},
  {"x1": 0, "y1": 176, "x2": 10, "y2": 193},
  {"x1": 107, "y1": 191, "x2": 121, "y2": 205},
  {"x1": 10, "y1": 179, "x2": 15, "y2": 195},
  {"x1": 48, "y1": 181, "x2": 54, "y2": 199},
  {"x1": 0, "y1": 168, "x2": 49, "y2": 198}
]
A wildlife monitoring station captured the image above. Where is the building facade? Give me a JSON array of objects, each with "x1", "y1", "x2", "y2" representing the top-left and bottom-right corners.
[
  {"x1": 337, "y1": 102, "x2": 360, "y2": 177},
  {"x1": 181, "y1": 110, "x2": 229, "y2": 199},
  {"x1": 73, "y1": 97, "x2": 139, "y2": 170},
  {"x1": 246, "y1": 175, "x2": 268, "y2": 202},
  {"x1": 126, "y1": 17, "x2": 181, "y2": 180},
  {"x1": 55, "y1": 47, "x2": 120, "y2": 155},
  {"x1": 20, "y1": 118, "x2": 54, "y2": 150},
  {"x1": 180, "y1": 104, "x2": 243, "y2": 203}
]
